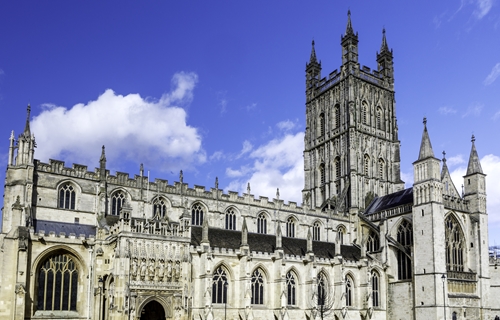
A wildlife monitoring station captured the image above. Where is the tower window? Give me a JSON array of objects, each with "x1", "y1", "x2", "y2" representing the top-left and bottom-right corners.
[
  {"x1": 257, "y1": 213, "x2": 267, "y2": 234},
  {"x1": 337, "y1": 226, "x2": 346, "y2": 245},
  {"x1": 364, "y1": 154, "x2": 370, "y2": 176},
  {"x1": 378, "y1": 158, "x2": 385, "y2": 179},
  {"x1": 58, "y1": 183, "x2": 76, "y2": 210},
  {"x1": 335, "y1": 157, "x2": 341, "y2": 179},
  {"x1": 319, "y1": 113, "x2": 325, "y2": 137},
  {"x1": 191, "y1": 203, "x2": 204, "y2": 226},
  {"x1": 320, "y1": 163, "x2": 326, "y2": 185},
  {"x1": 376, "y1": 108, "x2": 383, "y2": 130},
  {"x1": 362, "y1": 103, "x2": 368, "y2": 125},
  {"x1": 225, "y1": 208, "x2": 236, "y2": 230},
  {"x1": 111, "y1": 191, "x2": 125, "y2": 216},
  {"x1": 335, "y1": 105, "x2": 340, "y2": 128}
]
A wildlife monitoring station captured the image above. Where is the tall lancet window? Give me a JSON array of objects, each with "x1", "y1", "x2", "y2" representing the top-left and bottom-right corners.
[
  {"x1": 445, "y1": 215, "x2": 464, "y2": 272},
  {"x1": 319, "y1": 113, "x2": 325, "y2": 137},
  {"x1": 286, "y1": 271, "x2": 297, "y2": 306},
  {"x1": 257, "y1": 213, "x2": 267, "y2": 234},
  {"x1": 396, "y1": 220, "x2": 413, "y2": 280},
  {"x1": 212, "y1": 266, "x2": 228, "y2": 304},
  {"x1": 59, "y1": 183, "x2": 76, "y2": 210},
  {"x1": 111, "y1": 191, "x2": 125, "y2": 216},
  {"x1": 251, "y1": 269, "x2": 264, "y2": 305},
  {"x1": 335, "y1": 105, "x2": 340, "y2": 128},
  {"x1": 225, "y1": 208, "x2": 236, "y2": 230}
]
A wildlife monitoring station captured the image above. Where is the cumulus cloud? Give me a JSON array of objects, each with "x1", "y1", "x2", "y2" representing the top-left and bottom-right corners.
[
  {"x1": 31, "y1": 72, "x2": 205, "y2": 171},
  {"x1": 484, "y1": 63, "x2": 500, "y2": 86},
  {"x1": 474, "y1": 0, "x2": 494, "y2": 19},
  {"x1": 226, "y1": 131, "x2": 304, "y2": 203},
  {"x1": 237, "y1": 140, "x2": 253, "y2": 158},
  {"x1": 439, "y1": 106, "x2": 458, "y2": 115},
  {"x1": 276, "y1": 120, "x2": 297, "y2": 131},
  {"x1": 446, "y1": 154, "x2": 466, "y2": 167}
]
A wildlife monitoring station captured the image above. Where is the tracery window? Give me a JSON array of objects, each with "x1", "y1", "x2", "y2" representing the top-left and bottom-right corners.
[
  {"x1": 334, "y1": 157, "x2": 341, "y2": 180},
  {"x1": 445, "y1": 215, "x2": 464, "y2": 272},
  {"x1": 397, "y1": 220, "x2": 413, "y2": 280},
  {"x1": 319, "y1": 113, "x2": 325, "y2": 137},
  {"x1": 257, "y1": 213, "x2": 267, "y2": 234},
  {"x1": 212, "y1": 266, "x2": 228, "y2": 304},
  {"x1": 225, "y1": 208, "x2": 236, "y2": 230},
  {"x1": 37, "y1": 253, "x2": 78, "y2": 311},
  {"x1": 362, "y1": 103, "x2": 368, "y2": 125},
  {"x1": 286, "y1": 271, "x2": 296, "y2": 306},
  {"x1": 313, "y1": 222, "x2": 321, "y2": 241},
  {"x1": 286, "y1": 217, "x2": 296, "y2": 238},
  {"x1": 335, "y1": 105, "x2": 340, "y2": 128},
  {"x1": 364, "y1": 154, "x2": 370, "y2": 176},
  {"x1": 366, "y1": 230, "x2": 380, "y2": 252},
  {"x1": 153, "y1": 197, "x2": 167, "y2": 219},
  {"x1": 378, "y1": 158, "x2": 385, "y2": 180},
  {"x1": 371, "y1": 271, "x2": 380, "y2": 307},
  {"x1": 59, "y1": 183, "x2": 76, "y2": 210},
  {"x1": 345, "y1": 276, "x2": 353, "y2": 307},
  {"x1": 320, "y1": 163, "x2": 326, "y2": 185},
  {"x1": 317, "y1": 272, "x2": 327, "y2": 306},
  {"x1": 111, "y1": 191, "x2": 125, "y2": 216},
  {"x1": 251, "y1": 269, "x2": 264, "y2": 305},
  {"x1": 337, "y1": 226, "x2": 345, "y2": 245},
  {"x1": 191, "y1": 203, "x2": 204, "y2": 226},
  {"x1": 376, "y1": 108, "x2": 382, "y2": 130}
]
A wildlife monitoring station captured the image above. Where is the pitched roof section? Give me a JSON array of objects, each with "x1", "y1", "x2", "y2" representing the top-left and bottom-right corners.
[
  {"x1": 190, "y1": 226, "x2": 361, "y2": 261},
  {"x1": 441, "y1": 151, "x2": 461, "y2": 198},
  {"x1": 466, "y1": 135, "x2": 483, "y2": 175},
  {"x1": 418, "y1": 117, "x2": 435, "y2": 160},
  {"x1": 34, "y1": 219, "x2": 96, "y2": 238},
  {"x1": 364, "y1": 187, "x2": 413, "y2": 216}
]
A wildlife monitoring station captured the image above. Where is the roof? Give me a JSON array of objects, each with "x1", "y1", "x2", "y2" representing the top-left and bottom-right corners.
[
  {"x1": 34, "y1": 219, "x2": 96, "y2": 238},
  {"x1": 191, "y1": 226, "x2": 361, "y2": 261},
  {"x1": 364, "y1": 187, "x2": 413, "y2": 216}
]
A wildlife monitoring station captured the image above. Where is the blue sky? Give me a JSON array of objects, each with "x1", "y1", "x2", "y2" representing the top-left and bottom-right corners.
[{"x1": 1, "y1": 1, "x2": 499, "y2": 243}]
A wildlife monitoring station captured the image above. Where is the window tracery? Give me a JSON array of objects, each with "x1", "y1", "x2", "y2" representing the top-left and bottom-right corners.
[
  {"x1": 191, "y1": 203, "x2": 204, "y2": 226},
  {"x1": 251, "y1": 269, "x2": 264, "y2": 305},
  {"x1": 397, "y1": 220, "x2": 413, "y2": 280},
  {"x1": 445, "y1": 215, "x2": 464, "y2": 272},
  {"x1": 345, "y1": 276, "x2": 353, "y2": 307},
  {"x1": 367, "y1": 230, "x2": 380, "y2": 252},
  {"x1": 153, "y1": 197, "x2": 167, "y2": 219},
  {"x1": 286, "y1": 217, "x2": 296, "y2": 238},
  {"x1": 313, "y1": 222, "x2": 321, "y2": 241},
  {"x1": 225, "y1": 208, "x2": 236, "y2": 230},
  {"x1": 58, "y1": 183, "x2": 76, "y2": 210},
  {"x1": 111, "y1": 191, "x2": 125, "y2": 216},
  {"x1": 257, "y1": 213, "x2": 267, "y2": 234},
  {"x1": 371, "y1": 271, "x2": 380, "y2": 307},
  {"x1": 317, "y1": 272, "x2": 327, "y2": 306},
  {"x1": 212, "y1": 266, "x2": 228, "y2": 304},
  {"x1": 286, "y1": 271, "x2": 296, "y2": 306}
]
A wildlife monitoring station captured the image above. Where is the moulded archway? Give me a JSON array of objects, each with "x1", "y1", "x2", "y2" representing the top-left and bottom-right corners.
[{"x1": 140, "y1": 300, "x2": 165, "y2": 320}]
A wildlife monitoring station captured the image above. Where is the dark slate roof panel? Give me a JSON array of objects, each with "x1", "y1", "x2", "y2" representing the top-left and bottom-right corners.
[
  {"x1": 190, "y1": 227, "x2": 360, "y2": 261},
  {"x1": 34, "y1": 219, "x2": 96, "y2": 238},
  {"x1": 364, "y1": 187, "x2": 413, "y2": 215}
]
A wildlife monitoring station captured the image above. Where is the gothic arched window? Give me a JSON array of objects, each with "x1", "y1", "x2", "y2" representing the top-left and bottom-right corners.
[
  {"x1": 345, "y1": 276, "x2": 353, "y2": 307},
  {"x1": 335, "y1": 105, "x2": 340, "y2": 128},
  {"x1": 286, "y1": 217, "x2": 296, "y2": 238},
  {"x1": 319, "y1": 113, "x2": 325, "y2": 137},
  {"x1": 376, "y1": 107, "x2": 383, "y2": 130},
  {"x1": 319, "y1": 163, "x2": 326, "y2": 185},
  {"x1": 367, "y1": 230, "x2": 380, "y2": 252},
  {"x1": 378, "y1": 158, "x2": 385, "y2": 180},
  {"x1": 37, "y1": 253, "x2": 78, "y2": 311},
  {"x1": 364, "y1": 154, "x2": 370, "y2": 176},
  {"x1": 191, "y1": 203, "x2": 204, "y2": 226},
  {"x1": 362, "y1": 103, "x2": 368, "y2": 125},
  {"x1": 371, "y1": 271, "x2": 380, "y2": 307},
  {"x1": 317, "y1": 272, "x2": 328, "y2": 306},
  {"x1": 225, "y1": 208, "x2": 236, "y2": 230},
  {"x1": 212, "y1": 266, "x2": 228, "y2": 304},
  {"x1": 58, "y1": 183, "x2": 76, "y2": 210},
  {"x1": 334, "y1": 157, "x2": 341, "y2": 180},
  {"x1": 337, "y1": 226, "x2": 346, "y2": 245},
  {"x1": 153, "y1": 197, "x2": 167, "y2": 219},
  {"x1": 111, "y1": 191, "x2": 125, "y2": 216},
  {"x1": 313, "y1": 222, "x2": 321, "y2": 241},
  {"x1": 445, "y1": 215, "x2": 465, "y2": 272},
  {"x1": 397, "y1": 220, "x2": 413, "y2": 280},
  {"x1": 257, "y1": 213, "x2": 267, "y2": 234},
  {"x1": 286, "y1": 271, "x2": 297, "y2": 306},
  {"x1": 251, "y1": 269, "x2": 264, "y2": 305}
]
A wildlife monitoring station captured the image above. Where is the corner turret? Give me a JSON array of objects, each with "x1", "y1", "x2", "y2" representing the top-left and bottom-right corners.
[
  {"x1": 341, "y1": 10, "x2": 359, "y2": 65},
  {"x1": 377, "y1": 28, "x2": 394, "y2": 86},
  {"x1": 306, "y1": 40, "x2": 321, "y2": 101},
  {"x1": 15, "y1": 105, "x2": 36, "y2": 166}
]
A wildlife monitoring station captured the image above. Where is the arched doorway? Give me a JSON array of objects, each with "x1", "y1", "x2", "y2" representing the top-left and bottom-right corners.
[{"x1": 140, "y1": 300, "x2": 165, "y2": 320}]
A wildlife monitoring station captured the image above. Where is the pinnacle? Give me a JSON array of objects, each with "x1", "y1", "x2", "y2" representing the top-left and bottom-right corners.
[{"x1": 418, "y1": 117, "x2": 435, "y2": 160}]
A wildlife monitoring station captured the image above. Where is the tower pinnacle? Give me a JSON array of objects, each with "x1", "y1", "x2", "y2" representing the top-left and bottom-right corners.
[
  {"x1": 380, "y1": 28, "x2": 389, "y2": 52},
  {"x1": 418, "y1": 117, "x2": 435, "y2": 160},
  {"x1": 345, "y1": 10, "x2": 354, "y2": 35},
  {"x1": 466, "y1": 135, "x2": 483, "y2": 175},
  {"x1": 309, "y1": 40, "x2": 318, "y2": 63},
  {"x1": 24, "y1": 104, "x2": 31, "y2": 136}
]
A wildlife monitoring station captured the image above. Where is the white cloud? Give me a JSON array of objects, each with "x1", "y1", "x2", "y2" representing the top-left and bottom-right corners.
[
  {"x1": 31, "y1": 72, "x2": 204, "y2": 171},
  {"x1": 226, "y1": 131, "x2": 304, "y2": 203},
  {"x1": 209, "y1": 151, "x2": 224, "y2": 161},
  {"x1": 439, "y1": 106, "x2": 457, "y2": 115},
  {"x1": 474, "y1": 0, "x2": 494, "y2": 19},
  {"x1": 237, "y1": 140, "x2": 253, "y2": 158},
  {"x1": 462, "y1": 103, "x2": 483, "y2": 118},
  {"x1": 276, "y1": 120, "x2": 296, "y2": 131},
  {"x1": 484, "y1": 63, "x2": 500, "y2": 86},
  {"x1": 446, "y1": 154, "x2": 465, "y2": 167}
]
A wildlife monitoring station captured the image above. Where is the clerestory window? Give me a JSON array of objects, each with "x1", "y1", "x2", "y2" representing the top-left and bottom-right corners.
[
  {"x1": 367, "y1": 230, "x2": 380, "y2": 252},
  {"x1": 58, "y1": 183, "x2": 76, "y2": 210},
  {"x1": 111, "y1": 191, "x2": 125, "y2": 216},
  {"x1": 286, "y1": 217, "x2": 296, "y2": 238},
  {"x1": 191, "y1": 203, "x2": 204, "y2": 226},
  {"x1": 225, "y1": 208, "x2": 236, "y2": 230},
  {"x1": 257, "y1": 213, "x2": 267, "y2": 234}
]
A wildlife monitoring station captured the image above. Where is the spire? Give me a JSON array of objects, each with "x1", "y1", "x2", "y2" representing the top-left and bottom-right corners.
[
  {"x1": 345, "y1": 10, "x2": 354, "y2": 36},
  {"x1": 441, "y1": 151, "x2": 449, "y2": 179},
  {"x1": 24, "y1": 104, "x2": 31, "y2": 136},
  {"x1": 309, "y1": 40, "x2": 318, "y2": 64},
  {"x1": 100, "y1": 145, "x2": 106, "y2": 162},
  {"x1": 466, "y1": 135, "x2": 483, "y2": 175},
  {"x1": 380, "y1": 28, "x2": 389, "y2": 52},
  {"x1": 99, "y1": 145, "x2": 107, "y2": 182},
  {"x1": 418, "y1": 118, "x2": 435, "y2": 160}
]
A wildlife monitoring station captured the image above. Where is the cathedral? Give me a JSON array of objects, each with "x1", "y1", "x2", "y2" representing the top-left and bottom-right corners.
[{"x1": 1, "y1": 12, "x2": 499, "y2": 320}]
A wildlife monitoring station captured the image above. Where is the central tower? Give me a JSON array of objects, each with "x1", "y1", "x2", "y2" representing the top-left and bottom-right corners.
[{"x1": 303, "y1": 11, "x2": 404, "y2": 213}]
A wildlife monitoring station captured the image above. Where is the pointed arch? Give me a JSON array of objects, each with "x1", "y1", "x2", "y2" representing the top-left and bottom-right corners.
[
  {"x1": 362, "y1": 101, "x2": 368, "y2": 125},
  {"x1": 345, "y1": 273, "x2": 354, "y2": 307},
  {"x1": 110, "y1": 189, "x2": 129, "y2": 216},
  {"x1": 313, "y1": 220, "x2": 322, "y2": 241},
  {"x1": 152, "y1": 196, "x2": 170, "y2": 219},
  {"x1": 376, "y1": 106, "x2": 383, "y2": 130},
  {"x1": 191, "y1": 201, "x2": 206, "y2": 226},
  {"x1": 224, "y1": 206, "x2": 238, "y2": 230},
  {"x1": 364, "y1": 154, "x2": 370, "y2": 176},
  {"x1": 396, "y1": 219, "x2": 413, "y2": 280},
  {"x1": 317, "y1": 271, "x2": 329, "y2": 306},
  {"x1": 286, "y1": 269, "x2": 298, "y2": 306},
  {"x1": 212, "y1": 265, "x2": 229, "y2": 304},
  {"x1": 257, "y1": 211, "x2": 268, "y2": 234},
  {"x1": 334, "y1": 104, "x2": 341, "y2": 128},
  {"x1": 251, "y1": 267, "x2": 267, "y2": 305},
  {"x1": 337, "y1": 225, "x2": 346, "y2": 245},
  {"x1": 445, "y1": 213, "x2": 465, "y2": 272},
  {"x1": 286, "y1": 216, "x2": 297, "y2": 238},
  {"x1": 137, "y1": 296, "x2": 171, "y2": 319},
  {"x1": 366, "y1": 228, "x2": 380, "y2": 252},
  {"x1": 371, "y1": 270, "x2": 380, "y2": 307},
  {"x1": 378, "y1": 158, "x2": 385, "y2": 180},
  {"x1": 319, "y1": 162, "x2": 326, "y2": 186},
  {"x1": 56, "y1": 180, "x2": 81, "y2": 210},
  {"x1": 319, "y1": 113, "x2": 325, "y2": 137}
]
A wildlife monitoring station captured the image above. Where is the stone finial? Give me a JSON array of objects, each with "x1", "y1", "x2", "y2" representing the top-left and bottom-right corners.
[
  {"x1": 179, "y1": 170, "x2": 183, "y2": 183},
  {"x1": 276, "y1": 188, "x2": 280, "y2": 200},
  {"x1": 247, "y1": 182, "x2": 251, "y2": 194},
  {"x1": 215, "y1": 177, "x2": 219, "y2": 189}
]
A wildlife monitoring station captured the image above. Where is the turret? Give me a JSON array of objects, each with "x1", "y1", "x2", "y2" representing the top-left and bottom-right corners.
[
  {"x1": 463, "y1": 135, "x2": 486, "y2": 212},
  {"x1": 99, "y1": 145, "x2": 107, "y2": 182},
  {"x1": 306, "y1": 40, "x2": 321, "y2": 101},
  {"x1": 376, "y1": 29, "x2": 394, "y2": 85},
  {"x1": 15, "y1": 105, "x2": 36, "y2": 166},
  {"x1": 341, "y1": 10, "x2": 359, "y2": 65}
]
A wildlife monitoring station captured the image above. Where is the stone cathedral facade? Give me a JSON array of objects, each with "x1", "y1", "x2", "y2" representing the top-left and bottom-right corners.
[{"x1": 1, "y1": 12, "x2": 499, "y2": 320}]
